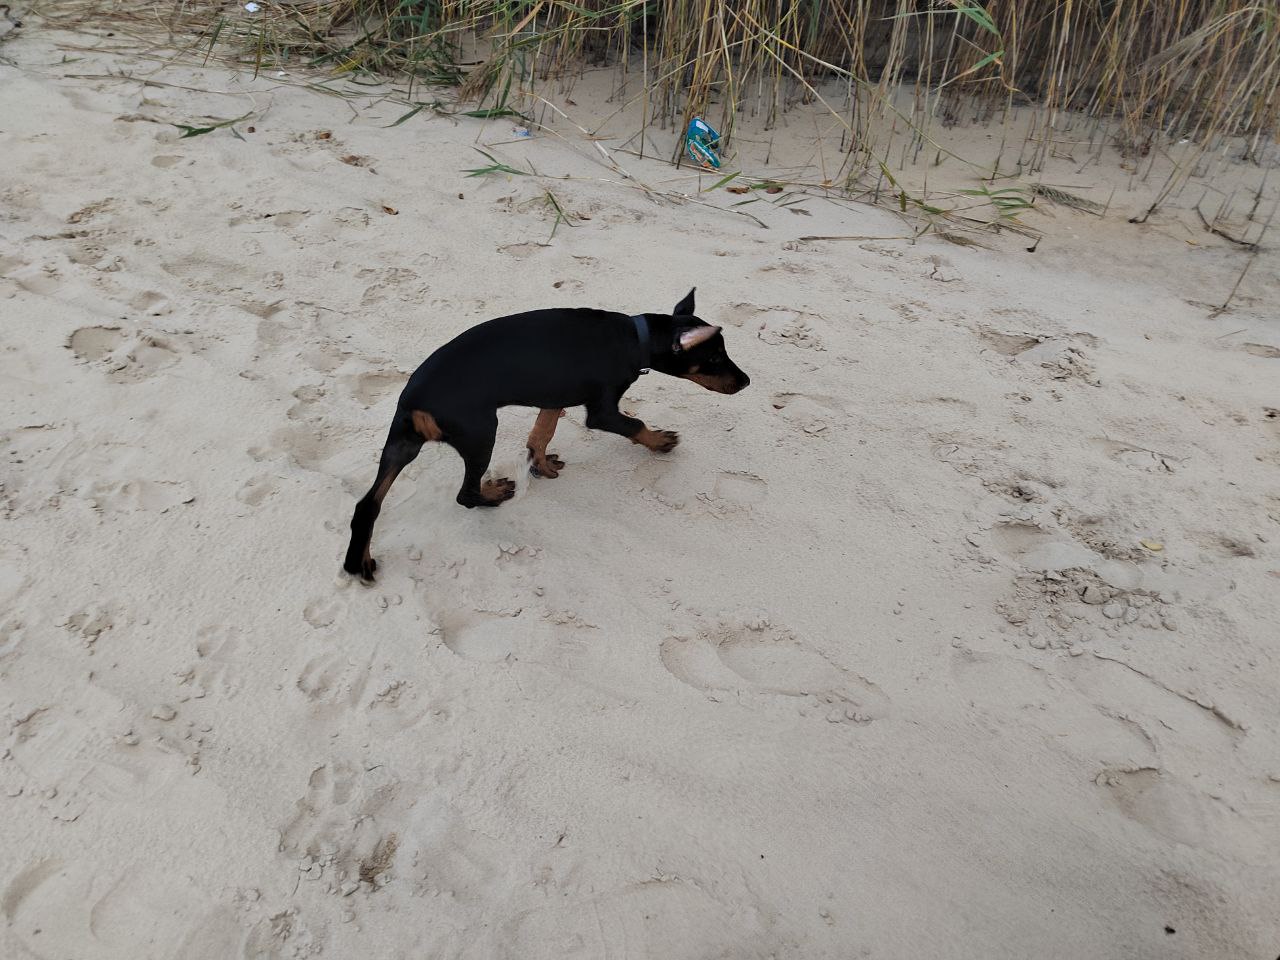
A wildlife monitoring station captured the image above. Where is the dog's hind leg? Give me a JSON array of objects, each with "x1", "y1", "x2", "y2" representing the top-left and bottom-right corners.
[
  {"x1": 451, "y1": 414, "x2": 515, "y2": 508},
  {"x1": 343, "y1": 412, "x2": 426, "y2": 581},
  {"x1": 526, "y1": 408, "x2": 566, "y2": 478}
]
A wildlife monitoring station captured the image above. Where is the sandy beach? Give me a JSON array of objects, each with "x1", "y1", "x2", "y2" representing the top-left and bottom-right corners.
[{"x1": 2, "y1": 17, "x2": 1280, "y2": 960}]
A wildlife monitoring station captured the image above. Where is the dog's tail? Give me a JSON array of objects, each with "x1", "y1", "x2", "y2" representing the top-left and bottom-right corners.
[{"x1": 343, "y1": 408, "x2": 438, "y2": 581}]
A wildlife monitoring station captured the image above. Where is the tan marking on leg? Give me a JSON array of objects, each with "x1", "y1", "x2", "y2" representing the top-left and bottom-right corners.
[
  {"x1": 526, "y1": 407, "x2": 565, "y2": 478},
  {"x1": 480, "y1": 477, "x2": 517, "y2": 503},
  {"x1": 373, "y1": 470, "x2": 398, "y2": 501},
  {"x1": 411, "y1": 410, "x2": 444, "y2": 442},
  {"x1": 526, "y1": 408, "x2": 561, "y2": 454},
  {"x1": 362, "y1": 461, "x2": 409, "y2": 572}
]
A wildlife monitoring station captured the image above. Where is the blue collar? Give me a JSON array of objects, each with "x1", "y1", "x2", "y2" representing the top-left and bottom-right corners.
[{"x1": 630, "y1": 314, "x2": 652, "y2": 373}]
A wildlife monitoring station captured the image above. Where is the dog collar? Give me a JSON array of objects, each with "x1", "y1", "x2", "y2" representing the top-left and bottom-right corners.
[{"x1": 630, "y1": 314, "x2": 651, "y2": 374}]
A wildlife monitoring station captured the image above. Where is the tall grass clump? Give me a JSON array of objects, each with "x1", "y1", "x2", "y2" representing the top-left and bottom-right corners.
[
  {"x1": 191, "y1": 1, "x2": 1278, "y2": 202},
  {"x1": 49, "y1": 0, "x2": 1249, "y2": 231}
]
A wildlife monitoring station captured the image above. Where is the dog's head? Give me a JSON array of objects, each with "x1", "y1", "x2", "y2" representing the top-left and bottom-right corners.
[{"x1": 659, "y1": 288, "x2": 750, "y2": 395}]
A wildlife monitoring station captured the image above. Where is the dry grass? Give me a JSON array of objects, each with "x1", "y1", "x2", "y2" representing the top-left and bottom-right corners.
[
  {"x1": 31, "y1": 1, "x2": 1280, "y2": 234},
  {"x1": 188, "y1": 2, "x2": 1279, "y2": 151}
]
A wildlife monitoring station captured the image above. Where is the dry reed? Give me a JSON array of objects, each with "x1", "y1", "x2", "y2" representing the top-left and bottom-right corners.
[{"x1": 34, "y1": 0, "x2": 1280, "y2": 231}]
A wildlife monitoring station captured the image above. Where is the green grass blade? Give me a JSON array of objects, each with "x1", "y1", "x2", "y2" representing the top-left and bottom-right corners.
[{"x1": 387, "y1": 103, "x2": 427, "y2": 127}]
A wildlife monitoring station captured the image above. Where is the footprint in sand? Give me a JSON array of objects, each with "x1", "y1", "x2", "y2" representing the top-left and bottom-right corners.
[
  {"x1": 366, "y1": 678, "x2": 433, "y2": 737},
  {"x1": 329, "y1": 207, "x2": 371, "y2": 232},
  {"x1": 495, "y1": 543, "x2": 542, "y2": 568},
  {"x1": 235, "y1": 474, "x2": 277, "y2": 508},
  {"x1": 348, "y1": 369, "x2": 405, "y2": 408},
  {"x1": 735, "y1": 303, "x2": 827, "y2": 351},
  {"x1": 270, "y1": 423, "x2": 350, "y2": 472},
  {"x1": 161, "y1": 252, "x2": 250, "y2": 292},
  {"x1": 84, "y1": 478, "x2": 194, "y2": 513},
  {"x1": 49, "y1": 440, "x2": 187, "y2": 513},
  {"x1": 630, "y1": 459, "x2": 688, "y2": 510},
  {"x1": 437, "y1": 608, "x2": 530, "y2": 662},
  {"x1": 274, "y1": 379, "x2": 369, "y2": 472},
  {"x1": 253, "y1": 315, "x2": 304, "y2": 354},
  {"x1": 295, "y1": 650, "x2": 374, "y2": 716},
  {"x1": 770, "y1": 392, "x2": 849, "y2": 438},
  {"x1": 659, "y1": 620, "x2": 890, "y2": 724},
  {"x1": 68, "y1": 325, "x2": 127, "y2": 361},
  {"x1": 240, "y1": 298, "x2": 287, "y2": 320},
  {"x1": 757, "y1": 259, "x2": 812, "y2": 277},
  {"x1": 1191, "y1": 531, "x2": 1258, "y2": 559},
  {"x1": 988, "y1": 521, "x2": 1060, "y2": 560},
  {"x1": 975, "y1": 327, "x2": 1045, "y2": 356},
  {"x1": 925, "y1": 254, "x2": 963, "y2": 283},
  {"x1": 1241, "y1": 342, "x2": 1280, "y2": 359},
  {"x1": 286, "y1": 384, "x2": 327, "y2": 422},
  {"x1": 1020, "y1": 340, "x2": 1100, "y2": 385},
  {"x1": 67, "y1": 324, "x2": 180, "y2": 383},
  {"x1": 268, "y1": 210, "x2": 309, "y2": 228},
  {"x1": 7, "y1": 696, "x2": 192, "y2": 820},
  {"x1": 1089, "y1": 437, "x2": 1182, "y2": 474},
  {"x1": 498, "y1": 241, "x2": 549, "y2": 258},
  {"x1": 301, "y1": 342, "x2": 350, "y2": 373},
  {"x1": 302, "y1": 597, "x2": 345, "y2": 629},
  {"x1": 281, "y1": 761, "x2": 500, "y2": 899},
  {"x1": 711, "y1": 471, "x2": 768, "y2": 506},
  {"x1": 929, "y1": 433, "x2": 1011, "y2": 480},
  {"x1": 186, "y1": 626, "x2": 245, "y2": 700},
  {"x1": 1093, "y1": 766, "x2": 1265, "y2": 862},
  {"x1": 357, "y1": 266, "x2": 424, "y2": 305},
  {"x1": 56, "y1": 229, "x2": 115, "y2": 269},
  {"x1": 2, "y1": 859, "x2": 240, "y2": 960},
  {"x1": 983, "y1": 477, "x2": 1048, "y2": 504},
  {"x1": 128, "y1": 289, "x2": 170, "y2": 316},
  {"x1": 66, "y1": 198, "x2": 115, "y2": 224},
  {"x1": 60, "y1": 601, "x2": 120, "y2": 647},
  {"x1": 280, "y1": 761, "x2": 358, "y2": 860},
  {"x1": 229, "y1": 208, "x2": 310, "y2": 229},
  {"x1": 279, "y1": 761, "x2": 413, "y2": 893}
]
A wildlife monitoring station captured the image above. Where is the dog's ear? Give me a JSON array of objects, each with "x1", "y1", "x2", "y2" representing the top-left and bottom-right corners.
[
  {"x1": 672, "y1": 287, "x2": 696, "y2": 317},
  {"x1": 675, "y1": 324, "x2": 720, "y2": 352}
]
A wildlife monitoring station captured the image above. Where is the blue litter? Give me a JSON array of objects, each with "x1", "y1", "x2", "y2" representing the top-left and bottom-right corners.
[{"x1": 685, "y1": 117, "x2": 721, "y2": 170}]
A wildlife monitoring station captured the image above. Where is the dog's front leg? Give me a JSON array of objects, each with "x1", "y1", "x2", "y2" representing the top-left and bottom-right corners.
[
  {"x1": 584, "y1": 394, "x2": 679, "y2": 453},
  {"x1": 526, "y1": 408, "x2": 567, "y2": 478}
]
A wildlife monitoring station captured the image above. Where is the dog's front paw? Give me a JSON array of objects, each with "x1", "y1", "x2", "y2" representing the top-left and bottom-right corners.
[
  {"x1": 636, "y1": 428, "x2": 679, "y2": 453},
  {"x1": 480, "y1": 477, "x2": 517, "y2": 504},
  {"x1": 655, "y1": 431, "x2": 679, "y2": 453},
  {"x1": 344, "y1": 555, "x2": 377, "y2": 582},
  {"x1": 528, "y1": 451, "x2": 565, "y2": 478}
]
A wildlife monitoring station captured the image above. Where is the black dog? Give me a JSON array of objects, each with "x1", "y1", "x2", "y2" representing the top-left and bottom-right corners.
[{"x1": 343, "y1": 288, "x2": 749, "y2": 580}]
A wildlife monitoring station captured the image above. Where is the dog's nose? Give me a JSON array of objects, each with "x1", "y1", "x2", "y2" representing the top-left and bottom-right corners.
[{"x1": 737, "y1": 374, "x2": 750, "y2": 391}]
